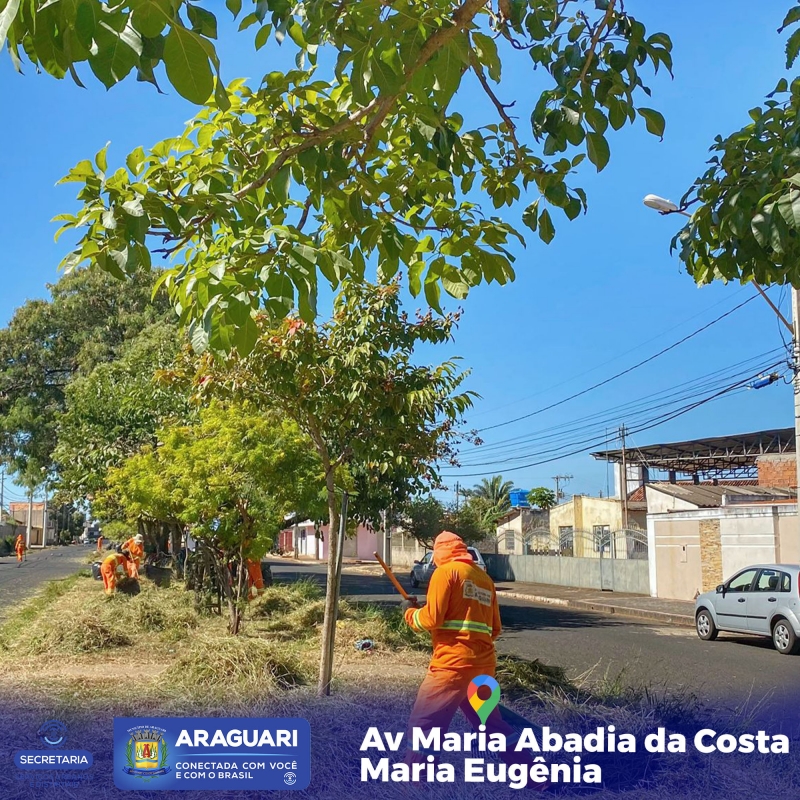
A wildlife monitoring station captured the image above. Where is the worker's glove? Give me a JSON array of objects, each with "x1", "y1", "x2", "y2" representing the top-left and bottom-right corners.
[{"x1": 401, "y1": 597, "x2": 419, "y2": 612}]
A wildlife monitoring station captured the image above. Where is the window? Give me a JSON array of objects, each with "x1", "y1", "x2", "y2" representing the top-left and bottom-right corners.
[
  {"x1": 421, "y1": 552, "x2": 432, "y2": 565},
  {"x1": 558, "y1": 526, "x2": 573, "y2": 556},
  {"x1": 593, "y1": 525, "x2": 611, "y2": 553},
  {"x1": 504, "y1": 530, "x2": 515, "y2": 552},
  {"x1": 755, "y1": 569, "x2": 791, "y2": 593},
  {"x1": 727, "y1": 569, "x2": 758, "y2": 592}
]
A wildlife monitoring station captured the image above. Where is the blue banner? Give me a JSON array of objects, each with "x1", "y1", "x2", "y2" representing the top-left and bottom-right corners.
[{"x1": 113, "y1": 717, "x2": 310, "y2": 791}]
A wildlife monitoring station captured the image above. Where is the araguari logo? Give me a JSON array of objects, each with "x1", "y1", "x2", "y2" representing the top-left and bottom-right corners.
[
  {"x1": 114, "y1": 717, "x2": 310, "y2": 791},
  {"x1": 123, "y1": 726, "x2": 170, "y2": 780}
]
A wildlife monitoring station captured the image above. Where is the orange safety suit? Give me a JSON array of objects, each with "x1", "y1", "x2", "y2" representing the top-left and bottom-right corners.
[
  {"x1": 14, "y1": 534, "x2": 26, "y2": 563},
  {"x1": 122, "y1": 538, "x2": 144, "y2": 579},
  {"x1": 246, "y1": 559, "x2": 265, "y2": 598},
  {"x1": 96, "y1": 536, "x2": 104, "y2": 552},
  {"x1": 404, "y1": 532, "x2": 534, "y2": 773},
  {"x1": 100, "y1": 552, "x2": 129, "y2": 595}
]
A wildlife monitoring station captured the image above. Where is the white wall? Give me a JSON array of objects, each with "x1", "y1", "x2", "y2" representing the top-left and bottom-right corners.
[{"x1": 645, "y1": 486, "x2": 698, "y2": 514}]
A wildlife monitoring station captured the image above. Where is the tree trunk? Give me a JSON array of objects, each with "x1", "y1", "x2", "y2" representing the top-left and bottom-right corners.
[{"x1": 317, "y1": 463, "x2": 340, "y2": 696}]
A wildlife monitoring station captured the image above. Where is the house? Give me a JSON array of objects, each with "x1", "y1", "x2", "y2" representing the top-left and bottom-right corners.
[
  {"x1": 9, "y1": 502, "x2": 55, "y2": 547},
  {"x1": 591, "y1": 428, "x2": 800, "y2": 600},
  {"x1": 646, "y1": 483, "x2": 797, "y2": 601},
  {"x1": 492, "y1": 507, "x2": 550, "y2": 554},
  {"x1": 277, "y1": 520, "x2": 379, "y2": 562}
]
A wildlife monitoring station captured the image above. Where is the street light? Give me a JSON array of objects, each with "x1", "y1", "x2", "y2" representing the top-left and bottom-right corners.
[
  {"x1": 643, "y1": 194, "x2": 682, "y2": 215},
  {"x1": 644, "y1": 193, "x2": 800, "y2": 495}
]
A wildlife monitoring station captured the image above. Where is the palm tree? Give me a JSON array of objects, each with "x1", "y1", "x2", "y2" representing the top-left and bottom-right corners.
[{"x1": 463, "y1": 476, "x2": 514, "y2": 512}]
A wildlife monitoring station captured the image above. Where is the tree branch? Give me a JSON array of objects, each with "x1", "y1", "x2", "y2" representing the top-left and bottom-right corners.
[
  {"x1": 469, "y1": 47, "x2": 523, "y2": 164},
  {"x1": 577, "y1": 0, "x2": 616, "y2": 86}
]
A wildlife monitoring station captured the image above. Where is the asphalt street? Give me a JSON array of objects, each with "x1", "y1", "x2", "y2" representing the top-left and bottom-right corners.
[
  {"x1": 267, "y1": 559, "x2": 800, "y2": 734},
  {"x1": 0, "y1": 545, "x2": 88, "y2": 621}
]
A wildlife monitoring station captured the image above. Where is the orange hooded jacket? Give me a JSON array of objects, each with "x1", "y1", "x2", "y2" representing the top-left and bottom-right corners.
[{"x1": 404, "y1": 531, "x2": 501, "y2": 671}]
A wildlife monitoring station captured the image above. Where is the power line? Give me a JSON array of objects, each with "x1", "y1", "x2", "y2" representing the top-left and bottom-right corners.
[
  {"x1": 477, "y1": 295, "x2": 758, "y2": 433},
  {"x1": 444, "y1": 361, "x2": 785, "y2": 478},
  {"x1": 461, "y1": 348, "x2": 785, "y2": 462}
]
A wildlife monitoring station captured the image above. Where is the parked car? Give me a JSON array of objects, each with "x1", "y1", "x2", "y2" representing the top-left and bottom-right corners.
[
  {"x1": 694, "y1": 564, "x2": 800, "y2": 654},
  {"x1": 409, "y1": 547, "x2": 486, "y2": 588}
]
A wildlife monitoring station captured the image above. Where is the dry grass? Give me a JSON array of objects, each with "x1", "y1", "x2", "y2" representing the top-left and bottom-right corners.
[{"x1": 0, "y1": 572, "x2": 796, "y2": 800}]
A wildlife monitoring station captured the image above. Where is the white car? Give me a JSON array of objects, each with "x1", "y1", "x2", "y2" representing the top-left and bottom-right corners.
[
  {"x1": 409, "y1": 547, "x2": 486, "y2": 588},
  {"x1": 694, "y1": 564, "x2": 800, "y2": 655}
]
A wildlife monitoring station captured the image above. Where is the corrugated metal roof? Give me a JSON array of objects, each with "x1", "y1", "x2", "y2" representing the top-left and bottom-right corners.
[{"x1": 647, "y1": 483, "x2": 796, "y2": 508}]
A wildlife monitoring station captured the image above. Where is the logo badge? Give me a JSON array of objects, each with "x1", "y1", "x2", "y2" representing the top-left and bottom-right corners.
[
  {"x1": 123, "y1": 726, "x2": 171, "y2": 780},
  {"x1": 37, "y1": 720, "x2": 67, "y2": 749}
]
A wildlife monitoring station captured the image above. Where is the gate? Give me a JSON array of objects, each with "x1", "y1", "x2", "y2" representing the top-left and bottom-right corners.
[{"x1": 489, "y1": 526, "x2": 650, "y2": 594}]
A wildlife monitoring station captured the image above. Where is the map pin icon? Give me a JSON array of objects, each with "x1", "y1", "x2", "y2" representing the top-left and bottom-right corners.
[{"x1": 467, "y1": 675, "x2": 501, "y2": 725}]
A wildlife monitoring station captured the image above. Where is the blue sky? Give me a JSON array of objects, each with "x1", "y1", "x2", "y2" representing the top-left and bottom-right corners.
[{"x1": 0, "y1": 2, "x2": 794, "y2": 505}]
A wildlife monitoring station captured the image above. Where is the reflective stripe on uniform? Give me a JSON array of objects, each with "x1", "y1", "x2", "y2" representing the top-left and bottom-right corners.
[
  {"x1": 411, "y1": 608, "x2": 425, "y2": 631},
  {"x1": 439, "y1": 620, "x2": 492, "y2": 635}
]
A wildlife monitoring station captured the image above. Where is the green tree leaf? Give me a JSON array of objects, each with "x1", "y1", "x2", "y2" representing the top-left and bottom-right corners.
[
  {"x1": 638, "y1": 107, "x2": 666, "y2": 139},
  {"x1": 163, "y1": 25, "x2": 213, "y2": 104},
  {"x1": 586, "y1": 132, "x2": 610, "y2": 171}
]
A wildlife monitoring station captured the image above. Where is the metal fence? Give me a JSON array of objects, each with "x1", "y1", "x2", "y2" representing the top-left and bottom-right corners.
[
  {"x1": 520, "y1": 526, "x2": 647, "y2": 560},
  {"x1": 487, "y1": 527, "x2": 650, "y2": 594}
]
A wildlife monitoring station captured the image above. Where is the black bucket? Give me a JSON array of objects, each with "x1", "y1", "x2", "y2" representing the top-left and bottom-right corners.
[{"x1": 91, "y1": 562, "x2": 103, "y2": 581}]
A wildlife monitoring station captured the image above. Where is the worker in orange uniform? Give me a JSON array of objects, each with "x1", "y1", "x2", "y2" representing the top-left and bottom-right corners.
[
  {"x1": 14, "y1": 533, "x2": 26, "y2": 566},
  {"x1": 96, "y1": 535, "x2": 104, "y2": 553},
  {"x1": 121, "y1": 533, "x2": 145, "y2": 579},
  {"x1": 246, "y1": 559, "x2": 265, "y2": 599},
  {"x1": 403, "y1": 531, "x2": 545, "y2": 784},
  {"x1": 100, "y1": 550, "x2": 131, "y2": 596}
]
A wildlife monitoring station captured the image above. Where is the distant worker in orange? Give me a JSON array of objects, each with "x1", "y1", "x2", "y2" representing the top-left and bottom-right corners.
[
  {"x1": 100, "y1": 550, "x2": 131, "y2": 596},
  {"x1": 96, "y1": 535, "x2": 104, "y2": 552},
  {"x1": 14, "y1": 533, "x2": 26, "y2": 566},
  {"x1": 403, "y1": 532, "x2": 540, "y2": 780},
  {"x1": 121, "y1": 533, "x2": 145, "y2": 579},
  {"x1": 246, "y1": 559, "x2": 265, "y2": 599}
]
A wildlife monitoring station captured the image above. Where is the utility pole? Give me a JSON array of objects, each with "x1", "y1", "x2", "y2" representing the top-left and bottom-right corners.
[
  {"x1": 620, "y1": 424, "x2": 629, "y2": 529},
  {"x1": 455, "y1": 481, "x2": 460, "y2": 514},
  {"x1": 25, "y1": 488, "x2": 32, "y2": 549},
  {"x1": 792, "y1": 288, "x2": 800, "y2": 503},
  {"x1": 0, "y1": 467, "x2": 4, "y2": 517},
  {"x1": 42, "y1": 483, "x2": 48, "y2": 547},
  {"x1": 552, "y1": 475, "x2": 572, "y2": 504}
]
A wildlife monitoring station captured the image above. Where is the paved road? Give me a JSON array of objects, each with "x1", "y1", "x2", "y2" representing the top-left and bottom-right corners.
[
  {"x1": 267, "y1": 559, "x2": 800, "y2": 733},
  {"x1": 0, "y1": 546, "x2": 89, "y2": 620}
]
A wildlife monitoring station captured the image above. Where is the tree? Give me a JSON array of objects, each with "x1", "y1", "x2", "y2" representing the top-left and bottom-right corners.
[
  {"x1": 673, "y1": 5, "x2": 800, "y2": 287},
  {"x1": 54, "y1": 2, "x2": 671, "y2": 350},
  {"x1": 400, "y1": 494, "x2": 486, "y2": 548},
  {"x1": 464, "y1": 475, "x2": 513, "y2": 509},
  {"x1": 102, "y1": 401, "x2": 321, "y2": 632},
  {"x1": 53, "y1": 321, "x2": 190, "y2": 501},
  {"x1": 0, "y1": 268, "x2": 172, "y2": 479},
  {"x1": 527, "y1": 486, "x2": 556, "y2": 510},
  {"x1": 195, "y1": 280, "x2": 474, "y2": 692}
]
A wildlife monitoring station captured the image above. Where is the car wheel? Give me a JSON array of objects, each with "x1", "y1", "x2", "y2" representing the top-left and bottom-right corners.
[
  {"x1": 410, "y1": 572, "x2": 419, "y2": 589},
  {"x1": 696, "y1": 608, "x2": 718, "y2": 641},
  {"x1": 772, "y1": 619, "x2": 800, "y2": 654}
]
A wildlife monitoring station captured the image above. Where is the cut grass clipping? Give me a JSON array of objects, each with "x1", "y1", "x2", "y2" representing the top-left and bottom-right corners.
[{"x1": 0, "y1": 572, "x2": 199, "y2": 656}]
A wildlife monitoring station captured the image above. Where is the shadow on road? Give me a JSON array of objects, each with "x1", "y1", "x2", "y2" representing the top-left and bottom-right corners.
[{"x1": 270, "y1": 563, "x2": 628, "y2": 632}]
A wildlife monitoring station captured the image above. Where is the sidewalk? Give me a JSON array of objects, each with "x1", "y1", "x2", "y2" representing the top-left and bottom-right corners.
[{"x1": 495, "y1": 581, "x2": 695, "y2": 627}]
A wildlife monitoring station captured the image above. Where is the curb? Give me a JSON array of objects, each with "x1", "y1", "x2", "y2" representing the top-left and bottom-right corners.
[{"x1": 501, "y1": 591, "x2": 694, "y2": 628}]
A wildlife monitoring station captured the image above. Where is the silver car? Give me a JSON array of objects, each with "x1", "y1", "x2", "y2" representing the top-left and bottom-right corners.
[
  {"x1": 409, "y1": 547, "x2": 486, "y2": 588},
  {"x1": 695, "y1": 564, "x2": 800, "y2": 655}
]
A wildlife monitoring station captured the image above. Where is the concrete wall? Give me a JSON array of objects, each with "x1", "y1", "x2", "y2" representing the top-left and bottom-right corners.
[
  {"x1": 484, "y1": 553, "x2": 649, "y2": 594},
  {"x1": 651, "y1": 504, "x2": 799, "y2": 601},
  {"x1": 494, "y1": 510, "x2": 551, "y2": 554},
  {"x1": 391, "y1": 530, "x2": 428, "y2": 568}
]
